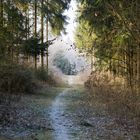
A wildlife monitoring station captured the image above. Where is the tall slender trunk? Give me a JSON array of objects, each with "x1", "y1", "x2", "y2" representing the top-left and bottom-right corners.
[
  {"x1": 133, "y1": 47, "x2": 137, "y2": 90},
  {"x1": 130, "y1": 47, "x2": 134, "y2": 87},
  {"x1": 138, "y1": 47, "x2": 140, "y2": 94},
  {"x1": 46, "y1": 0, "x2": 49, "y2": 72},
  {"x1": 137, "y1": 45, "x2": 140, "y2": 93},
  {"x1": 127, "y1": 43, "x2": 134, "y2": 93},
  {"x1": 25, "y1": 10, "x2": 28, "y2": 41},
  {"x1": 10, "y1": 1, "x2": 14, "y2": 62},
  {"x1": 25, "y1": 6, "x2": 29, "y2": 64},
  {"x1": 117, "y1": 51, "x2": 120, "y2": 76},
  {"x1": 27, "y1": 7, "x2": 30, "y2": 39},
  {"x1": 27, "y1": 6, "x2": 30, "y2": 64},
  {"x1": 34, "y1": 0, "x2": 37, "y2": 36},
  {"x1": 11, "y1": 28, "x2": 14, "y2": 61},
  {"x1": 123, "y1": 45, "x2": 127, "y2": 87},
  {"x1": 34, "y1": 0, "x2": 37, "y2": 69},
  {"x1": 41, "y1": 0, "x2": 44, "y2": 68},
  {"x1": 90, "y1": 53, "x2": 93, "y2": 71},
  {"x1": 0, "y1": 0, "x2": 3, "y2": 26}
]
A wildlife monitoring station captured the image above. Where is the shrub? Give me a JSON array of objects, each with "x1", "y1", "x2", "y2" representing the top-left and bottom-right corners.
[
  {"x1": 0, "y1": 62, "x2": 39, "y2": 126},
  {"x1": 34, "y1": 67, "x2": 56, "y2": 85},
  {"x1": 34, "y1": 67, "x2": 48, "y2": 82},
  {"x1": 85, "y1": 71, "x2": 140, "y2": 128},
  {"x1": 0, "y1": 63, "x2": 37, "y2": 94},
  {"x1": 85, "y1": 71, "x2": 123, "y2": 88}
]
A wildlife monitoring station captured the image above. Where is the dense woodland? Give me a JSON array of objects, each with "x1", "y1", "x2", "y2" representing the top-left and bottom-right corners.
[
  {"x1": 0, "y1": 0, "x2": 70, "y2": 69},
  {"x1": 0, "y1": 0, "x2": 72, "y2": 93},
  {"x1": 0, "y1": 0, "x2": 140, "y2": 139},
  {"x1": 75, "y1": 0, "x2": 140, "y2": 93},
  {"x1": 0, "y1": 0, "x2": 139, "y2": 91}
]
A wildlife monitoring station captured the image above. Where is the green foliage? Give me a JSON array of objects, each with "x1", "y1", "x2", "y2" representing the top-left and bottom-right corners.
[
  {"x1": 76, "y1": 0, "x2": 140, "y2": 89},
  {"x1": 22, "y1": 37, "x2": 41, "y2": 56},
  {"x1": 39, "y1": 0, "x2": 71, "y2": 35},
  {"x1": 34, "y1": 67, "x2": 56, "y2": 85},
  {"x1": 75, "y1": 20, "x2": 97, "y2": 53},
  {"x1": 34, "y1": 67, "x2": 48, "y2": 82},
  {"x1": 53, "y1": 52, "x2": 77, "y2": 75},
  {"x1": 0, "y1": 0, "x2": 72, "y2": 94},
  {"x1": 0, "y1": 0, "x2": 71, "y2": 57},
  {"x1": 0, "y1": 63, "x2": 37, "y2": 93}
]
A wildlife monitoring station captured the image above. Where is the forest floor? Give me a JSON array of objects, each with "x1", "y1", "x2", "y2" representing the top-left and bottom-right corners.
[{"x1": 0, "y1": 86, "x2": 139, "y2": 140}]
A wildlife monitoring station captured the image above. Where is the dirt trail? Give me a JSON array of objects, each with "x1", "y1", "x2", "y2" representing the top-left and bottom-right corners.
[
  {"x1": 49, "y1": 87, "x2": 139, "y2": 140},
  {"x1": 50, "y1": 89, "x2": 71, "y2": 140},
  {"x1": 49, "y1": 87, "x2": 88, "y2": 140},
  {"x1": 0, "y1": 87, "x2": 139, "y2": 140}
]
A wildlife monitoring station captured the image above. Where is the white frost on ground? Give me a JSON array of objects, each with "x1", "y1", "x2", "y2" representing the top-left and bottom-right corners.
[{"x1": 50, "y1": 89, "x2": 71, "y2": 140}]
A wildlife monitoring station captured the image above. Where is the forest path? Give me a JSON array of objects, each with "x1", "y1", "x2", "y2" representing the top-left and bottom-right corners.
[
  {"x1": 49, "y1": 86, "x2": 89, "y2": 140},
  {"x1": 1, "y1": 87, "x2": 138, "y2": 140},
  {"x1": 49, "y1": 88, "x2": 73, "y2": 140},
  {"x1": 49, "y1": 87, "x2": 138, "y2": 140}
]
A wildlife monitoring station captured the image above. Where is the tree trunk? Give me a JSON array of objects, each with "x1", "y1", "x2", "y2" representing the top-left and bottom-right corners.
[
  {"x1": 41, "y1": 0, "x2": 44, "y2": 68},
  {"x1": 46, "y1": 0, "x2": 49, "y2": 72},
  {"x1": 90, "y1": 53, "x2": 94, "y2": 72},
  {"x1": 34, "y1": 0, "x2": 37, "y2": 69},
  {"x1": 0, "y1": 0, "x2": 3, "y2": 26},
  {"x1": 137, "y1": 45, "x2": 140, "y2": 93},
  {"x1": 34, "y1": 54, "x2": 37, "y2": 69}
]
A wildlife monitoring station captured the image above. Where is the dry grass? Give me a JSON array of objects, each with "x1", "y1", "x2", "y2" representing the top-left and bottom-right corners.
[
  {"x1": 0, "y1": 63, "x2": 38, "y2": 94},
  {"x1": 85, "y1": 71, "x2": 140, "y2": 131}
]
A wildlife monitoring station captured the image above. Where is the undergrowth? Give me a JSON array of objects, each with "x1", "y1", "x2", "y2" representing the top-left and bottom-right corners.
[
  {"x1": 85, "y1": 71, "x2": 140, "y2": 130},
  {"x1": 0, "y1": 63, "x2": 37, "y2": 94},
  {"x1": 0, "y1": 61, "x2": 57, "y2": 125}
]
